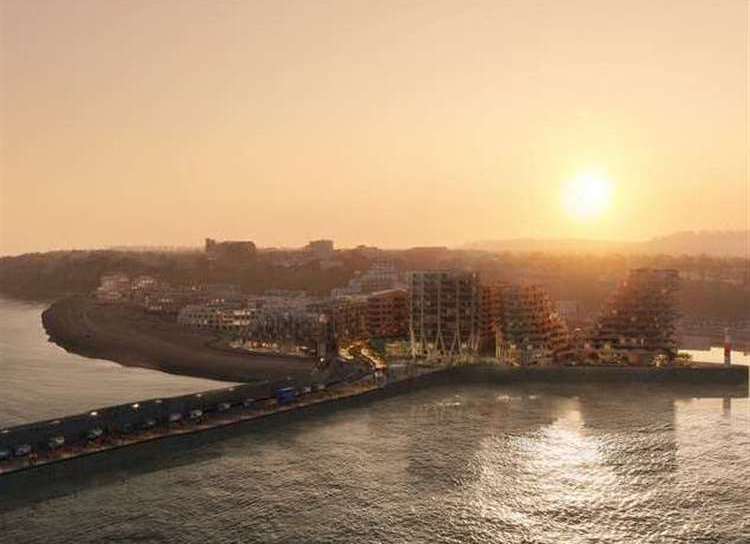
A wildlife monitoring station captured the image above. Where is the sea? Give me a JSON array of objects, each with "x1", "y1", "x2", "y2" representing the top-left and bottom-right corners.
[
  {"x1": 0, "y1": 297, "x2": 232, "y2": 428},
  {"x1": 1, "y1": 297, "x2": 748, "y2": 543}
]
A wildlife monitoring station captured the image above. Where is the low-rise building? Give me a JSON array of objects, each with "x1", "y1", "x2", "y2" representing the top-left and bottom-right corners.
[
  {"x1": 95, "y1": 273, "x2": 131, "y2": 303},
  {"x1": 177, "y1": 302, "x2": 255, "y2": 332}
]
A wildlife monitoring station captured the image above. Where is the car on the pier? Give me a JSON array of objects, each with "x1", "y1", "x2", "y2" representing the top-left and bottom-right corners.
[
  {"x1": 142, "y1": 418, "x2": 157, "y2": 430},
  {"x1": 14, "y1": 444, "x2": 32, "y2": 457},
  {"x1": 86, "y1": 427, "x2": 104, "y2": 441},
  {"x1": 168, "y1": 413, "x2": 183, "y2": 423},
  {"x1": 242, "y1": 398, "x2": 255, "y2": 408},
  {"x1": 0, "y1": 448, "x2": 12, "y2": 461},
  {"x1": 188, "y1": 409, "x2": 203, "y2": 420},
  {"x1": 275, "y1": 387, "x2": 298, "y2": 406},
  {"x1": 47, "y1": 435, "x2": 65, "y2": 450}
]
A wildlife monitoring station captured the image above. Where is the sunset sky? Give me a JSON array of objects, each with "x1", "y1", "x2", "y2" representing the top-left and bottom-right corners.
[{"x1": 1, "y1": 0, "x2": 747, "y2": 255}]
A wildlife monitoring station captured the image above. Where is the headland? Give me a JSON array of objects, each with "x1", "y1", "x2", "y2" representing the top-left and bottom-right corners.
[{"x1": 42, "y1": 295, "x2": 317, "y2": 384}]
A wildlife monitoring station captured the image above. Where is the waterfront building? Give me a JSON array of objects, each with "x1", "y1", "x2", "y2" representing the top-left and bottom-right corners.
[
  {"x1": 242, "y1": 308, "x2": 330, "y2": 357},
  {"x1": 407, "y1": 272, "x2": 569, "y2": 364},
  {"x1": 493, "y1": 284, "x2": 570, "y2": 365},
  {"x1": 366, "y1": 288, "x2": 409, "y2": 339},
  {"x1": 408, "y1": 270, "x2": 481, "y2": 359},
  {"x1": 479, "y1": 283, "x2": 505, "y2": 355},
  {"x1": 590, "y1": 268, "x2": 680, "y2": 363},
  {"x1": 330, "y1": 295, "x2": 369, "y2": 341}
]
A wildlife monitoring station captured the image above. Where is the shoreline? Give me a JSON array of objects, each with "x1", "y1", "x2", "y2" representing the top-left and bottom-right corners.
[{"x1": 41, "y1": 295, "x2": 318, "y2": 384}]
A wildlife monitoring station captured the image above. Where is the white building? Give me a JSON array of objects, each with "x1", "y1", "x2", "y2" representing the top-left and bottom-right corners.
[
  {"x1": 95, "y1": 273, "x2": 131, "y2": 303},
  {"x1": 177, "y1": 303, "x2": 256, "y2": 332}
]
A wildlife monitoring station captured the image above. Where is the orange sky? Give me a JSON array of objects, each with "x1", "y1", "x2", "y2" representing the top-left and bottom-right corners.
[{"x1": 1, "y1": 1, "x2": 747, "y2": 255}]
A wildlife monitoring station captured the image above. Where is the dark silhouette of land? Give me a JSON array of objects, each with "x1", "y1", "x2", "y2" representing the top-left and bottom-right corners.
[{"x1": 42, "y1": 296, "x2": 316, "y2": 383}]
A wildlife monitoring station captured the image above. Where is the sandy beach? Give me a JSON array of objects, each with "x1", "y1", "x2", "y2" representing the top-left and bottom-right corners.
[{"x1": 41, "y1": 296, "x2": 317, "y2": 383}]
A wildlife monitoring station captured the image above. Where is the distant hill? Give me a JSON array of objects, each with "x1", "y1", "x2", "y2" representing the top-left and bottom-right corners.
[
  {"x1": 466, "y1": 230, "x2": 749, "y2": 257},
  {"x1": 639, "y1": 231, "x2": 749, "y2": 257}
]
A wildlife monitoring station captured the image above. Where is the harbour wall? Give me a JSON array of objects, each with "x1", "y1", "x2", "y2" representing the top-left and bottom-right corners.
[
  {"x1": 0, "y1": 360, "x2": 371, "y2": 456},
  {"x1": 1, "y1": 363, "x2": 746, "y2": 462}
]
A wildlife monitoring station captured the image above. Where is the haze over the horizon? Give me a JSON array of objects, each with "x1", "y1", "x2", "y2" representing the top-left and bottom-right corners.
[{"x1": 1, "y1": 1, "x2": 748, "y2": 256}]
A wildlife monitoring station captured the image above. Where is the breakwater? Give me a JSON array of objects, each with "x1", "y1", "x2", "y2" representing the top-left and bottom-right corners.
[{"x1": 1, "y1": 363, "x2": 746, "y2": 477}]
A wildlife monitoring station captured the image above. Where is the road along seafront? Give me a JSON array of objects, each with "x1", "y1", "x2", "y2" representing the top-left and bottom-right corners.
[{"x1": 0, "y1": 362, "x2": 746, "y2": 478}]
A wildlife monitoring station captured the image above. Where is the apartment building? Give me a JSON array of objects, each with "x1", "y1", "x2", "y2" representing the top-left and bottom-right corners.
[
  {"x1": 408, "y1": 270, "x2": 481, "y2": 359},
  {"x1": 590, "y1": 268, "x2": 680, "y2": 363}
]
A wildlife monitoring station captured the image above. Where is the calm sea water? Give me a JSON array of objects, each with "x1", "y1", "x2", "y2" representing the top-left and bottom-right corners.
[
  {"x1": 1, "y1": 382, "x2": 748, "y2": 543},
  {"x1": 0, "y1": 297, "x2": 232, "y2": 427},
  {"x1": 1, "y1": 297, "x2": 748, "y2": 543}
]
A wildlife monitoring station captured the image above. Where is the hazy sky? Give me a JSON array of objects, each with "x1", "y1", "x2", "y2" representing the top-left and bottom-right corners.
[{"x1": 1, "y1": 0, "x2": 747, "y2": 255}]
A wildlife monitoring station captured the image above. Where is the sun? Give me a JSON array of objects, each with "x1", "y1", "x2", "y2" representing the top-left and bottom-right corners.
[{"x1": 563, "y1": 172, "x2": 613, "y2": 221}]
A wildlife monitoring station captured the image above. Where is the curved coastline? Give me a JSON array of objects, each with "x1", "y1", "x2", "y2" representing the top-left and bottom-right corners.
[{"x1": 41, "y1": 295, "x2": 316, "y2": 384}]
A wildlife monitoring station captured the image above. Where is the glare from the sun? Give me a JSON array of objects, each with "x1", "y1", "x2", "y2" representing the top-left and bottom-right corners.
[{"x1": 563, "y1": 172, "x2": 613, "y2": 221}]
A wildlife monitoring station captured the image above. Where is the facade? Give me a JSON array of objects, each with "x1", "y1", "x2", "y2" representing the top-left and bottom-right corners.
[
  {"x1": 494, "y1": 284, "x2": 570, "y2": 365},
  {"x1": 330, "y1": 296, "x2": 369, "y2": 341},
  {"x1": 479, "y1": 283, "x2": 505, "y2": 354},
  {"x1": 242, "y1": 308, "x2": 330, "y2": 357},
  {"x1": 556, "y1": 300, "x2": 582, "y2": 324},
  {"x1": 408, "y1": 270, "x2": 481, "y2": 359},
  {"x1": 406, "y1": 273, "x2": 568, "y2": 364},
  {"x1": 590, "y1": 268, "x2": 680, "y2": 363},
  {"x1": 177, "y1": 302, "x2": 255, "y2": 332},
  {"x1": 329, "y1": 288, "x2": 408, "y2": 343},
  {"x1": 366, "y1": 288, "x2": 408, "y2": 339}
]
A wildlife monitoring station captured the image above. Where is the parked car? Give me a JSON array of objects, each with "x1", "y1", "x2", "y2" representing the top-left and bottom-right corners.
[
  {"x1": 14, "y1": 444, "x2": 32, "y2": 457},
  {"x1": 86, "y1": 428, "x2": 104, "y2": 441},
  {"x1": 142, "y1": 418, "x2": 157, "y2": 430},
  {"x1": 275, "y1": 387, "x2": 298, "y2": 406},
  {"x1": 47, "y1": 435, "x2": 65, "y2": 450}
]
